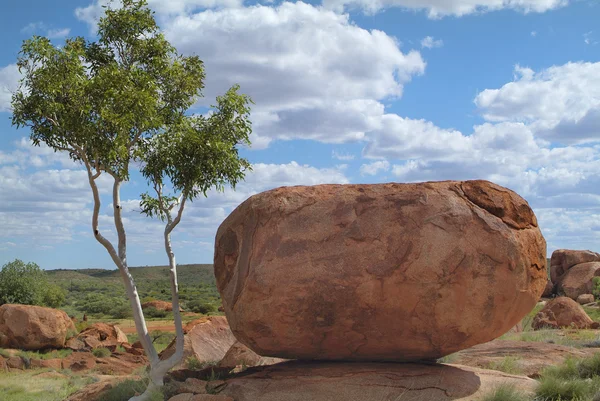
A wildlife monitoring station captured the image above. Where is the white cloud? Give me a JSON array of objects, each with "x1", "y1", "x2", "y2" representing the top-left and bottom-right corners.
[
  {"x1": 475, "y1": 62, "x2": 600, "y2": 144},
  {"x1": 531, "y1": 31, "x2": 537, "y2": 36},
  {"x1": 332, "y1": 150, "x2": 355, "y2": 161},
  {"x1": 20, "y1": 22, "x2": 71, "y2": 39},
  {"x1": 47, "y1": 28, "x2": 71, "y2": 39},
  {"x1": 0, "y1": 64, "x2": 19, "y2": 113},
  {"x1": 584, "y1": 31, "x2": 597, "y2": 45},
  {"x1": 321, "y1": 0, "x2": 568, "y2": 18},
  {"x1": 421, "y1": 36, "x2": 444, "y2": 48},
  {"x1": 360, "y1": 160, "x2": 390, "y2": 176}
]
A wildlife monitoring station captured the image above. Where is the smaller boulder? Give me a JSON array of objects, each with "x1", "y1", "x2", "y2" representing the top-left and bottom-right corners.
[
  {"x1": 577, "y1": 294, "x2": 595, "y2": 305},
  {"x1": 557, "y1": 262, "x2": 600, "y2": 300},
  {"x1": 550, "y1": 249, "x2": 600, "y2": 283},
  {"x1": 0, "y1": 304, "x2": 76, "y2": 350},
  {"x1": 533, "y1": 297, "x2": 599, "y2": 330}
]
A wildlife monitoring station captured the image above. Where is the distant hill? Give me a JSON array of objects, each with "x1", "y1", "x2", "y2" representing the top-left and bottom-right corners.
[{"x1": 46, "y1": 264, "x2": 220, "y2": 319}]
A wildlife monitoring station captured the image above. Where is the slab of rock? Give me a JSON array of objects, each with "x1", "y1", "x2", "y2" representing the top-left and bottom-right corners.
[
  {"x1": 557, "y1": 262, "x2": 600, "y2": 300},
  {"x1": 215, "y1": 180, "x2": 547, "y2": 361},
  {"x1": 533, "y1": 296, "x2": 599, "y2": 330},
  {"x1": 61, "y1": 352, "x2": 97, "y2": 372},
  {"x1": 71, "y1": 323, "x2": 128, "y2": 351},
  {"x1": 0, "y1": 304, "x2": 76, "y2": 350},
  {"x1": 160, "y1": 317, "x2": 236, "y2": 369},
  {"x1": 66, "y1": 377, "x2": 130, "y2": 401},
  {"x1": 577, "y1": 294, "x2": 596, "y2": 305},
  {"x1": 550, "y1": 249, "x2": 600, "y2": 284},
  {"x1": 217, "y1": 361, "x2": 537, "y2": 401},
  {"x1": 453, "y1": 340, "x2": 598, "y2": 378},
  {"x1": 219, "y1": 342, "x2": 286, "y2": 368}
]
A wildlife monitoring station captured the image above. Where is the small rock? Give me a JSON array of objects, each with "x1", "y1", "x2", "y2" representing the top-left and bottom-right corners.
[
  {"x1": 6, "y1": 356, "x2": 24, "y2": 370},
  {"x1": 577, "y1": 294, "x2": 595, "y2": 305},
  {"x1": 533, "y1": 297, "x2": 599, "y2": 330},
  {"x1": 219, "y1": 341, "x2": 286, "y2": 368}
]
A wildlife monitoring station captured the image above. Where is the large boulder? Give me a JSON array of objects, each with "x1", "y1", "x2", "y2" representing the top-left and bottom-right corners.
[
  {"x1": 216, "y1": 361, "x2": 538, "y2": 401},
  {"x1": 160, "y1": 317, "x2": 236, "y2": 369},
  {"x1": 532, "y1": 296, "x2": 599, "y2": 330},
  {"x1": 69, "y1": 323, "x2": 129, "y2": 351},
  {"x1": 550, "y1": 249, "x2": 600, "y2": 284},
  {"x1": 142, "y1": 300, "x2": 176, "y2": 312},
  {"x1": 556, "y1": 262, "x2": 600, "y2": 300},
  {"x1": 215, "y1": 180, "x2": 547, "y2": 361},
  {"x1": 0, "y1": 304, "x2": 76, "y2": 350}
]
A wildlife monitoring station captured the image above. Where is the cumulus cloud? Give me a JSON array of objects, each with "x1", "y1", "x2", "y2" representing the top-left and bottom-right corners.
[
  {"x1": 421, "y1": 36, "x2": 444, "y2": 48},
  {"x1": 0, "y1": 64, "x2": 19, "y2": 113},
  {"x1": 321, "y1": 0, "x2": 568, "y2": 17},
  {"x1": 360, "y1": 160, "x2": 390, "y2": 176},
  {"x1": 475, "y1": 62, "x2": 600, "y2": 144},
  {"x1": 21, "y1": 22, "x2": 71, "y2": 39}
]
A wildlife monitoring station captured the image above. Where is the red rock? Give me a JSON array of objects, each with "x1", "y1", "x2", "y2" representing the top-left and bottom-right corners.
[
  {"x1": 94, "y1": 352, "x2": 148, "y2": 375},
  {"x1": 550, "y1": 249, "x2": 600, "y2": 284},
  {"x1": 30, "y1": 358, "x2": 62, "y2": 370},
  {"x1": 214, "y1": 181, "x2": 547, "y2": 361},
  {"x1": 142, "y1": 300, "x2": 174, "y2": 312},
  {"x1": 160, "y1": 317, "x2": 236, "y2": 370},
  {"x1": 532, "y1": 297, "x2": 599, "y2": 330},
  {"x1": 218, "y1": 361, "x2": 537, "y2": 401},
  {"x1": 577, "y1": 294, "x2": 595, "y2": 305},
  {"x1": 121, "y1": 343, "x2": 145, "y2": 356},
  {"x1": 62, "y1": 352, "x2": 96, "y2": 372},
  {"x1": 66, "y1": 378, "x2": 129, "y2": 401},
  {"x1": 219, "y1": 342, "x2": 286, "y2": 368},
  {"x1": 6, "y1": 356, "x2": 24, "y2": 370},
  {"x1": 0, "y1": 304, "x2": 76, "y2": 350},
  {"x1": 76, "y1": 323, "x2": 128, "y2": 350},
  {"x1": 557, "y1": 262, "x2": 600, "y2": 300}
]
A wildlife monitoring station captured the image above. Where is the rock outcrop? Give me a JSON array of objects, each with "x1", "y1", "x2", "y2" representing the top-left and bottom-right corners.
[
  {"x1": 0, "y1": 304, "x2": 76, "y2": 350},
  {"x1": 213, "y1": 361, "x2": 538, "y2": 401},
  {"x1": 142, "y1": 300, "x2": 175, "y2": 312},
  {"x1": 214, "y1": 180, "x2": 547, "y2": 361},
  {"x1": 532, "y1": 296, "x2": 599, "y2": 330},
  {"x1": 68, "y1": 323, "x2": 128, "y2": 351},
  {"x1": 556, "y1": 262, "x2": 600, "y2": 300},
  {"x1": 219, "y1": 342, "x2": 286, "y2": 369},
  {"x1": 542, "y1": 280, "x2": 554, "y2": 298},
  {"x1": 160, "y1": 317, "x2": 236, "y2": 369}
]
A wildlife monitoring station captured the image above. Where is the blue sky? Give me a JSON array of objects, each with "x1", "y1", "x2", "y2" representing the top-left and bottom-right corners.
[{"x1": 0, "y1": 0, "x2": 599, "y2": 270}]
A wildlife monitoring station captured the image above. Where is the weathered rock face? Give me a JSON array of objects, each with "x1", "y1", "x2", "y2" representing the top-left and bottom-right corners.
[
  {"x1": 0, "y1": 304, "x2": 76, "y2": 350},
  {"x1": 214, "y1": 181, "x2": 547, "y2": 361},
  {"x1": 557, "y1": 262, "x2": 600, "y2": 300},
  {"x1": 70, "y1": 323, "x2": 128, "y2": 351},
  {"x1": 219, "y1": 342, "x2": 286, "y2": 369},
  {"x1": 532, "y1": 297, "x2": 599, "y2": 330},
  {"x1": 550, "y1": 249, "x2": 600, "y2": 284},
  {"x1": 160, "y1": 317, "x2": 236, "y2": 369},
  {"x1": 216, "y1": 361, "x2": 537, "y2": 401}
]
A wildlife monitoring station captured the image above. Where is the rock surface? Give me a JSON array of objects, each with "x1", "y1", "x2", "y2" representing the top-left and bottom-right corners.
[
  {"x1": 557, "y1": 262, "x2": 600, "y2": 300},
  {"x1": 142, "y1": 300, "x2": 175, "y2": 312},
  {"x1": 532, "y1": 296, "x2": 599, "y2": 330},
  {"x1": 71, "y1": 323, "x2": 128, "y2": 351},
  {"x1": 453, "y1": 339, "x2": 598, "y2": 378},
  {"x1": 215, "y1": 180, "x2": 547, "y2": 361},
  {"x1": 216, "y1": 361, "x2": 537, "y2": 401},
  {"x1": 0, "y1": 304, "x2": 76, "y2": 350},
  {"x1": 577, "y1": 294, "x2": 596, "y2": 305},
  {"x1": 542, "y1": 280, "x2": 554, "y2": 298},
  {"x1": 219, "y1": 341, "x2": 286, "y2": 368},
  {"x1": 160, "y1": 317, "x2": 236, "y2": 369},
  {"x1": 550, "y1": 249, "x2": 600, "y2": 284}
]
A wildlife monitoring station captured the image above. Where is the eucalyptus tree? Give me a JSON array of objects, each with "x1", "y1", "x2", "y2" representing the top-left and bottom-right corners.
[{"x1": 11, "y1": 1, "x2": 252, "y2": 399}]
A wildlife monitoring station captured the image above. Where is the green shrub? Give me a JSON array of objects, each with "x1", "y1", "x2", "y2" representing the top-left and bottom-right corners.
[
  {"x1": 145, "y1": 307, "x2": 168, "y2": 319},
  {"x1": 481, "y1": 384, "x2": 531, "y2": 401},
  {"x1": 42, "y1": 285, "x2": 66, "y2": 308},
  {"x1": 592, "y1": 277, "x2": 600, "y2": 300},
  {"x1": 92, "y1": 347, "x2": 111, "y2": 358},
  {"x1": 99, "y1": 378, "x2": 162, "y2": 401},
  {"x1": 0, "y1": 260, "x2": 47, "y2": 306},
  {"x1": 186, "y1": 300, "x2": 216, "y2": 314},
  {"x1": 186, "y1": 357, "x2": 218, "y2": 371},
  {"x1": 536, "y1": 376, "x2": 590, "y2": 400}
]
